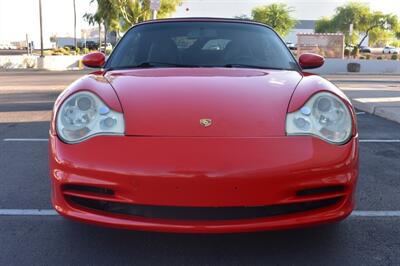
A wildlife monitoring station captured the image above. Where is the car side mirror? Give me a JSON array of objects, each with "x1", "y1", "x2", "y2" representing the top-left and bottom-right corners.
[
  {"x1": 82, "y1": 52, "x2": 105, "y2": 68},
  {"x1": 299, "y1": 53, "x2": 324, "y2": 69}
]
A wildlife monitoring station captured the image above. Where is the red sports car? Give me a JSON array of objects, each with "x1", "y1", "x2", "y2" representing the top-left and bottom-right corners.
[{"x1": 49, "y1": 18, "x2": 358, "y2": 233}]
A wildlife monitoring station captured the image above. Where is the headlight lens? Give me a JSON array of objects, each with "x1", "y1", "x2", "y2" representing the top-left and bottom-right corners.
[
  {"x1": 56, "y1": 91, "x2": 124, "y2": 143},
  {"x1": 286, "y1": 92, "x2": 352, "y2": 144}
]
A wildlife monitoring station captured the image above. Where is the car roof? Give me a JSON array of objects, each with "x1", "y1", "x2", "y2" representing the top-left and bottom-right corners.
[{"x1": 134, "y1": 17, "x2": 273, "y2": 30}]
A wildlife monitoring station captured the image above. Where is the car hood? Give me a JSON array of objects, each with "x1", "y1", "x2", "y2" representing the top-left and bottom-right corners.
[{"x1": 105, "y1": 68, "x2": 302, "y2": 137}]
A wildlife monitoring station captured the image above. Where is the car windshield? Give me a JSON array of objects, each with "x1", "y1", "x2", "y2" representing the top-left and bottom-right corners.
[{"x1": 106, "y1": 21, "x2": 299, "y2": 71}]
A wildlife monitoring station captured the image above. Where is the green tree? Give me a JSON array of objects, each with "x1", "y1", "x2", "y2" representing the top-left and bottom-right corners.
[
  {"x1": 315, "y1": 17, "x2": 335, "y2": 33},
  {"x1": 315, "y1": 2, "x2": 399, "y2": 47},
  {"x1": 330, "y1": 2, "x2": 370, "y2": 45},
  {"x1": 83, "y1": 11, "x2": 102, "y2": 47},
  {"x1": 85, "y1": 0, "x2": 181, "y2": 39},
  {"x1": 251, "y1": 3, "x2": 296, "y2": 36},
  {"x1": 357, "y1": 12, "x2": 398, "y2": 47},
  {"x1": 84, "y1": 0, "x2": 121, "y2": 46},
  {"x1": 369, "y1": 28, "x2": 394, "y2": 47},
  {"x1": 116, "y1": 0, "x2": 181, "y2": 32}
]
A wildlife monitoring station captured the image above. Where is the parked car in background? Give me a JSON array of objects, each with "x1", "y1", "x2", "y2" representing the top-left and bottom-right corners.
[
  {"x1": 382, "y1": 46, "x2": 398, "y2": 54},
  {"x1": 0, "y1": 43, "x2": 16, "y2": 49},
  {"x1": 359, "y1": 46, "x2": 371, "y2": 53},
  {"x1": 100, "y1": 42, "x2": 113, "y2": 53},
  {"x1": 344, "y1": 45, "x2": 354, "y2": 51},
  {"x1": 286, "y1": 42, "x2": 296, "y2": 50},
  {"x1": 63, "y1": 45, "x2": 76, "y2": 50},
  {"x1": 85, "y1": 41, "x2": 99, "y2": 50}
]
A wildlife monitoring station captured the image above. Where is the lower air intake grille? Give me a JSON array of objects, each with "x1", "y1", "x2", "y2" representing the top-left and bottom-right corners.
[
  {"x1": 63, "y1": 184, "x2": 114, "y2": 196},
  {"x1": 296, "y1": 185, "x2": 346, "y2": 196},
  {"x1": 68, "y1": 196, "x2": 341, "y2": 221}
]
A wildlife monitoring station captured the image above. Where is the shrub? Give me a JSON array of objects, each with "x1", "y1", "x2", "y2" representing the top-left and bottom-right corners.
[
  {"x1": 60, "y1": 48, "x2": 70, "y2": 55},
  {"x1": 391, "y1": 54, "x2": 398, "y2": 60},
  {"x1": 63, "y1": 46, "x2": 70, "y2": 52},
  {"x1": 366, "y1": 54, "x2": 371, "y2": 60},
  {"x1": 377, "y1": 56, "x2": 383, "y2": 60},
  {"x1": 51, "y1": 48, "x2": 70, "y2": 55},
  {"x1": 351, "y1": 47, "x2": 359, "y2": 58},
  {"x1": 75, "y1": 47, "x2": 80, "y2": 54},
  {"x1": 359, "y1": 56, "x2": 365, "y2": 59},
  {"x1": 82, "y1": 48, "x2": 89, "y2": 54},
  {"x1": 390, "y1": 40, "x2": 400, "y2": 48},
  {"x1": 344, "y1": 49, "x2": 350, "y2": 57}
]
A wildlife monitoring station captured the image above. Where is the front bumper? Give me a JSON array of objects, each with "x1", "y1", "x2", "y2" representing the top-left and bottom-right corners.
[{"x1": 49, "y1": 134, "x2": 358, "y2": 233}]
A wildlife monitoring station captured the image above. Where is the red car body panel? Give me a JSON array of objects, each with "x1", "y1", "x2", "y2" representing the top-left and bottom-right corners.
[
  {"x1": 106, "y1": 68, "x2": 302, "y2": 137},
  {"x1": 49, "y1": 18, "x2": 359, "y2": 233},
  {"x1": 50, "y1": 134, "x2": 358, "y2": 233}
]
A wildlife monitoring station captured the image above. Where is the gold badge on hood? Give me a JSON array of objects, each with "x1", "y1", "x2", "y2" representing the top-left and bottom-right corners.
[{"x1": 200, "y1": 119, "x2": 212, "y2": 127}]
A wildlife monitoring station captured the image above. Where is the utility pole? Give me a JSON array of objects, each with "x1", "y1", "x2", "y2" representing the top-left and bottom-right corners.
[
  {"x1": 152, "y1": 9, "x2": 157, "y2": 20},
  {"x1": 39, "y1": 0, "x2": 44, "y2": 57},
  {"x1": 73, "y1": 0, "x2": 77, "y2": 49},
  {"x1": 26, "y1": 33, "x2": 30, "y2": 55},
  {"x1": 150, "y1": 0, "x2": 160, "y2": 20}
]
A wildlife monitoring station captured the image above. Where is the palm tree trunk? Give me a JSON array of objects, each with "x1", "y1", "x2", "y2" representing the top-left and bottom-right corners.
[
  {"x1": 98, "y1": 23, "x2": 101, "y2": 50},
  {"x1": 104, "y1": 24, "x2": 107, "y2": 47}
]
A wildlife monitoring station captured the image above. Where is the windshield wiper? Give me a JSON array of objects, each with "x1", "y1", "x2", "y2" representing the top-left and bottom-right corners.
[
  {"x1": 136, "y1": 61, "x2": 199, "y2": 68},
  {"x1": 222, "y1": 64, "x2": 292, "y2": 71},
  {"x1": 106, "y1": 61, "x2": 199, "y2": 72}
]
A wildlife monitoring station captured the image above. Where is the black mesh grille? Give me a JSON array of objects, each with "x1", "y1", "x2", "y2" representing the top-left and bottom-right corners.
[
  {"x1": 68, "y1": 196, "x2": 341, "y2": 221},
  {"x1": 296, "y1": 185, "x2": 346, "y2": 196},
  {"x1": 63, "y1": 184, "x2": 114, "y2": 196}
]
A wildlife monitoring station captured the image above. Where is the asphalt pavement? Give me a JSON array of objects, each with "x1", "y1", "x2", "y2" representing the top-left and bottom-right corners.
[
  {"x1": 0, "y1": 70, "x2": 399, "y2": 265},
  {"x1": 327, "y1": 74, "x2": 400, "y2": 124}
]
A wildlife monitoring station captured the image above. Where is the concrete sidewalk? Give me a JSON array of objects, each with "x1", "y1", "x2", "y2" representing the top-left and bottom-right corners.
[{"x1": 326, "y1": 75, "x2": 400, "y2": 124}]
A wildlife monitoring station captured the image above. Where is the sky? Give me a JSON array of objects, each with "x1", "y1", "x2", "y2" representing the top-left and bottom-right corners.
[
  {"x1": 0, "y1": 0, "x2": 96, "y2": 44},
  {"x1": 0, "y1": 0, "x2": 399, "y2": 45}
]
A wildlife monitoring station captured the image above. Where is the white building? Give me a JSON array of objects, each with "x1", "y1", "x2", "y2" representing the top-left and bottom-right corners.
[{"x1": 284, "y1": 20, "x2": 315, "y2": 44}]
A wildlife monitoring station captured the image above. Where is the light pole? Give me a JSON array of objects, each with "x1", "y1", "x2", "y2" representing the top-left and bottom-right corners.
[
  {"x1": 73, "y1": 0, "x2": 77, "y2": 49},
  {"x1": 150, "y1": 0, "x2": 160, "y2": 20},
  {"x1": 152, "y1": 9, "x2": 157, "y2": 20},
  {"x1": 39, "y1": 0, "x2": 44, "y2": 57}
]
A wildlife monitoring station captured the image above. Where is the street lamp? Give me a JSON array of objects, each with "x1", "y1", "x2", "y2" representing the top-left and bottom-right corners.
[
  {"x1": 39, "y1": 0, "x2": 44, "y2": 57},
  {"x1": 150, "y1": 0, "x2": 160, "y2": 20},
  {"x1": 73, "y1": 0, "x2": 77, "y2": 49}
]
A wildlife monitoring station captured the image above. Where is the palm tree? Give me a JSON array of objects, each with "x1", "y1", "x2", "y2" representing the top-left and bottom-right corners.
[
  {"x1": 84, "y1": 0, "x2": 119, "y2": 48},
  {"x1": 251, "y1": 3, "x2": 296, "y2": 37},
  {"x1": 83, "y1": 12, "x2": 102, "y2": 48}
]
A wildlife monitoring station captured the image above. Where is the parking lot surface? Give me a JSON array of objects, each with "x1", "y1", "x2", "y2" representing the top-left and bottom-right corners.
[{"x1": 0, "y1": 71, "x2": 399, "y2": 265}]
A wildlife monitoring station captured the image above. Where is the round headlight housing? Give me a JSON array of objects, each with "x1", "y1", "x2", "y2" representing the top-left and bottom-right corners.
[
  {"x1": 56, "y1": 91, "x2": 124, "y2": 143},
  {"x1": 286, "y1": 92, "x2": 352, "y2": 144}
]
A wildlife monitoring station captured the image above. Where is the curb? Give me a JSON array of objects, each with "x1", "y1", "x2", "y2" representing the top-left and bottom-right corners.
[{"x1": 352, "y1": 100, "x2": 400, "y2": 124}]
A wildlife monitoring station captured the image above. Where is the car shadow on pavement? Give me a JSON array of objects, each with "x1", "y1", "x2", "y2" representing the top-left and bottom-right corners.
[{"x1": 60, "y1": 219, "x2": 345, "y2": 265}]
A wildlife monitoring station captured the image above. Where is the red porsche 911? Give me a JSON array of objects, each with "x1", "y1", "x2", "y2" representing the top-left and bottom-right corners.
[{"x1": 49, "y1": 18, "x2": 358, "y2": 233}]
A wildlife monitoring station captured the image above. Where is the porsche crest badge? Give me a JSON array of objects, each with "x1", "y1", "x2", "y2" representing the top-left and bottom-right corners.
[{"x1": 200, "y1": 118, "x2": 212, "y2": 127}]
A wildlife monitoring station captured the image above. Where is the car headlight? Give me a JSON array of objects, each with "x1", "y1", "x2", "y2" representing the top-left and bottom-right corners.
[
  {"x1": 286, "y1": 92, "x2": 352, "y2": 144},
  {"x1": 56, "y1": 91, "x2": 124, "y2": 143}
]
